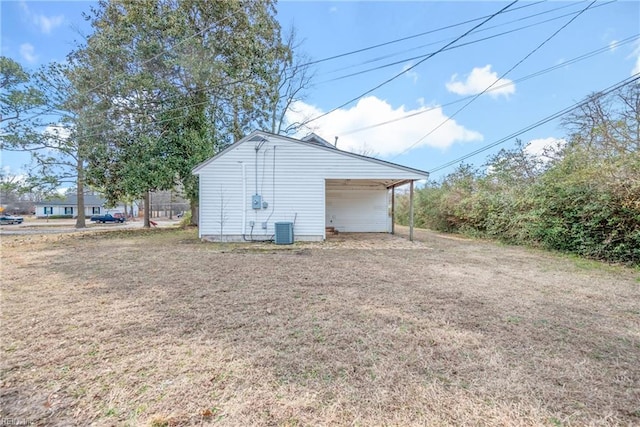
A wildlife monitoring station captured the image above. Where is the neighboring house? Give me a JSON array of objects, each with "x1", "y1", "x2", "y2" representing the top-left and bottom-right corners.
[
  {"x1": 192, "y1": 130, "x2": 429, "y2": 242},
  {"x1": 35, "y1": 195, "x2": 138, "y2": 218}
]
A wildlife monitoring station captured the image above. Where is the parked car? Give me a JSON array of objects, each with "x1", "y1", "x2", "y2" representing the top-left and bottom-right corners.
[
  {"x1": 0, "y1": 214, "x2": 23, "y2": 225},
  {"x1": 7, "y1": 215, "x2": 24, "y2": 224},
  {"x1": 112, "y1": 212, "x2": 126, "y2": 221},
  {"x1": 90, "y1": 213, "x2": 125, "y2": 223}
]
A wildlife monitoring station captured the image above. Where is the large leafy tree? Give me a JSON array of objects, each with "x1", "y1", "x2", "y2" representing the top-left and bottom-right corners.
[{"x1": 76, "y1": 0, "x2": 287, "y2": 227}]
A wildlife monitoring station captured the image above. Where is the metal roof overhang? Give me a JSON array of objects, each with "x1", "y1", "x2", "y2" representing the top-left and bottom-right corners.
[{"x1": 325, "y1": 178, "x2": 418, "y2": 189}]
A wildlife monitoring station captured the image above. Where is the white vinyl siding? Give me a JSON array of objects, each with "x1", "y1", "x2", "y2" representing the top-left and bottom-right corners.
[{"x1": 195, "y1": 133, "x2": 427, "y2": 241}]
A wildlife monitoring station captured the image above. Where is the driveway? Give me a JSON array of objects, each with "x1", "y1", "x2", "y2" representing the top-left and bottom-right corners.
[{"x1": 0, "y1": 218, "x2": 182, "y2": 235}]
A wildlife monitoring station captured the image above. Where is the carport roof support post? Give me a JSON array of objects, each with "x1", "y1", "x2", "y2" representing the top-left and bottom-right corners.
[
  {"x1": 391, "y1": 185, "x2": 395, "y2": 235},
  {"x1": 409, "y1": 180, "x2": 414, "y2": 242}
]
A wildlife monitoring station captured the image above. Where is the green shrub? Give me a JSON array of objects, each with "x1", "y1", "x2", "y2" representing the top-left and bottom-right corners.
[{"x1": 179, "y1": 210, "x2": 192, "y2": 227}]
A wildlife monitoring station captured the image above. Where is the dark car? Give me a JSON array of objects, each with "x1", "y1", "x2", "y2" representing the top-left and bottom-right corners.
[{"x1": 90, "y1": 213, "x2": 125, "y2": 223}]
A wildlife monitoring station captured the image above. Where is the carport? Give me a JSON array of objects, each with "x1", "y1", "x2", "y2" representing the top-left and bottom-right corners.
[{"x1": 325, "y1": 178, "x2": 418, "y2": 241}]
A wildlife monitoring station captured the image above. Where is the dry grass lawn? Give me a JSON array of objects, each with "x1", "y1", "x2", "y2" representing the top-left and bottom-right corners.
[{"x1": 1, "y1": 226, "x2": 639, "y2": 426}]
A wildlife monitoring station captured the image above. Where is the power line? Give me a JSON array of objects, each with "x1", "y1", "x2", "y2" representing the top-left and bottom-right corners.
[
  {"x1": 427, "y1": 74, "x2": 640, "y2": 174},
  {"x1": 9, "y1": 2, "x2": 552, "y2": 130},
  {"x1": 8, "y1": 1, "x2": 590, "y2": 139},
  {"x1": 318, "y1": 1, "x2": 593, "y2": 80},
  {"x1": 303, "y1": 1, "x2": 519, "y2": 126},
  {"x1": 27, "y1": 0, "x2": 524, "y2": 140},
  {"x1": 392, "y1": 0, "x2": 597, "y2": 160},
  {"x1": 79, "y1": 2, "x2": 565, "y2": 137},
  {"x1": 321, "y1": 1, "x2": 612, "y2": 84},
  {"x1": 21, "y1": 12, "x2": 633, "y2": 152},
  {"x1": 337, "y1": 34, "x2": 639, "y2": 136},
  {"x1": 95, "y1": 0, "x2": 625, "y2": 139},
  {"x1": 298, "y1": 1, "x2": 545, "y2": 68},
  {"x1": 6, "y1": 1, "x2": 627, "y2": 160}
]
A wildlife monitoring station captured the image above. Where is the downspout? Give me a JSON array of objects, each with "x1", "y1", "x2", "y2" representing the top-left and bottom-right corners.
[
  {"x1": 198, "y1": 189, "x2": 202, "y2": 238},
  {"x1": 241, "y1": 162, "x2": 246, "y2": 236},
  {"x1": 255, "y1": 146, "x2": 259, "y2": 196},
  {"x1": 264, "y1": 146, "x2": 276, "y2": 225}
]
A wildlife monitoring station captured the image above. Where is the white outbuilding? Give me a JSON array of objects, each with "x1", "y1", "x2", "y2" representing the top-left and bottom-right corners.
[{"x1": 192, "y1": 130, "x2": 429, "y2": 243}]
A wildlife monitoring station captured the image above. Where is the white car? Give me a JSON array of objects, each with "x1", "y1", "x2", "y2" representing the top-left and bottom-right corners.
[{"x1": 0, "y1": 215, "x2": 23, "y2": 224}]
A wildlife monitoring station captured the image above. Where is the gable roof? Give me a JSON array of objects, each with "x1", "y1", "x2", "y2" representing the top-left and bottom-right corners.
[
  {"x1": 301, "y1": 133, "x2": 336, "y2": 149},
  {"x1": 193, "y1": 130, "x2": 429, "y2": 179},
  {"x1": 35, "y1": 194, "x2": 106, "y2": 206}
]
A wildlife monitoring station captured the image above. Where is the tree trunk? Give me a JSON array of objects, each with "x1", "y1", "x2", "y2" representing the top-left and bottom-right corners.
[
  {"x1": 75, "y1": 157, "x2": 86, "y2": 229},
  {"x1": 144, "y1": 191, "x2": 151, "y2": 228},
  {"x1": 190, "y1": 198, "x2": 198, "y2": 226}
]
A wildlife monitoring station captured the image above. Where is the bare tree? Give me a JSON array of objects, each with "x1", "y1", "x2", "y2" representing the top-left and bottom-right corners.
[
  {"x1": 270, "y1": 26, "x2": 314, "y2": 135},
  {"x1": 350, "y1": 142, "x2": 379, "y2": 158},
  {"x1": 562, "y1": 82, "x2": 640, "y2": 156}
]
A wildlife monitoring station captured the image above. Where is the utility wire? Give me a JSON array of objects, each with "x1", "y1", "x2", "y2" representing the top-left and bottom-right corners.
[
  {"x1": 427, "y1": 73, "x2": 639, "y2": 174},
  {"x1": 322, "y1": 1, "x2": 612, "y2": 84},
  {"x1": 338, "y1": 34, "x2": 639, "y2": 136},
  {"x1": 8, "y1": 1, "x2": 593, "y2": 137},
  {"x1": 13, "y1": 0, "x2": 525, "y2": 140},
  {"x1": 303, "y1": 1, "x2": 519, "y2": 126},
  {"x1": 392, "y1": 0, "x2": 597, "y2": 160},
  {"x1": 319, "y1": 0, "x2": 594, "y2": 79},
  {"x1": 6, "y1": 1, "x2": 622, "y2": 150},
  {"x1": 298, "y1": 1, "x2": 545, "y2": 68},
  {"x1": 8, "y1": 1, "x2": 557, "y2": 130},
  {"x1": 17, "y1": 24, "x2": 634, "y2": 148}
]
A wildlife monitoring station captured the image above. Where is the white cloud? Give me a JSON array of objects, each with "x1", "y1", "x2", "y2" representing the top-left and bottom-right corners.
[
  {"x1": 35, "y1": 14, "x2": 64, "y2": 34},
  {"x1": 329, "y1": 6, "x2": 338, "y2": 13},
  {"x1": 19, "y1": 43, "x2": 37, "y2": 63},
  {"x1": 19, "y1": 1, "x2": 64, "y2": 34},
  {"x1": 608, "y1": 40, "x2": 619, "y2": 52},
  {"x1": 446, "y1": 65, "x2": 515, "y2": 98},
  {"x1": 402, "y1": 63, "x2": 419, "y2": 84},
  {"x1": 1, "y1": 166, "x2": 27, "y2": 184},
  {"x1": 285, "y1": 96, "x2": 483, "y2": 157},
  {"x1": 524, "y1": 137, "x2": 566, "y2": 161},
  {"x1": 43, "y1": 124, "x2": 72, "y2": 149}
]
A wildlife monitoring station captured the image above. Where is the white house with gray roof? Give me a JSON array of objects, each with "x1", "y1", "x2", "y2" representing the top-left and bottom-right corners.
[
  {"x1": 34, "y1": 195, "x2": 137, "y2": 218},
  {"x1": 192, "y1": 130, "x2": 429, "y2": 242}
]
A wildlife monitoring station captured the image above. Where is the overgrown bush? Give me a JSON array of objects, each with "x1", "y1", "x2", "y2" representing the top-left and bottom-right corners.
[
  {"x1": 179, "y1": 210, "x2": 193, "y2": 228},
  {"x1": 396, "y1": 84, "x2": 639, "y2": 265}
]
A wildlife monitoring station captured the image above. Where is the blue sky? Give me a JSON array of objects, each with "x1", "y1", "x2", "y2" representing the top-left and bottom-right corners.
[{"x1": 2, "y1": 1, "x2": 639, "y2": 182}]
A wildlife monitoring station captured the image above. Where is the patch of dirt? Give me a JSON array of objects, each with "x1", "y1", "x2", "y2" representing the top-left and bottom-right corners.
[{"x1": 1, "y1": 227, "x2": 639, "y2": 426}]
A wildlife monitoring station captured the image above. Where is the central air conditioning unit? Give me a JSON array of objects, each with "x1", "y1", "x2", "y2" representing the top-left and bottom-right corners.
[{"x1": 274, "y1": 222, "x2": 294, "y2": 245}]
